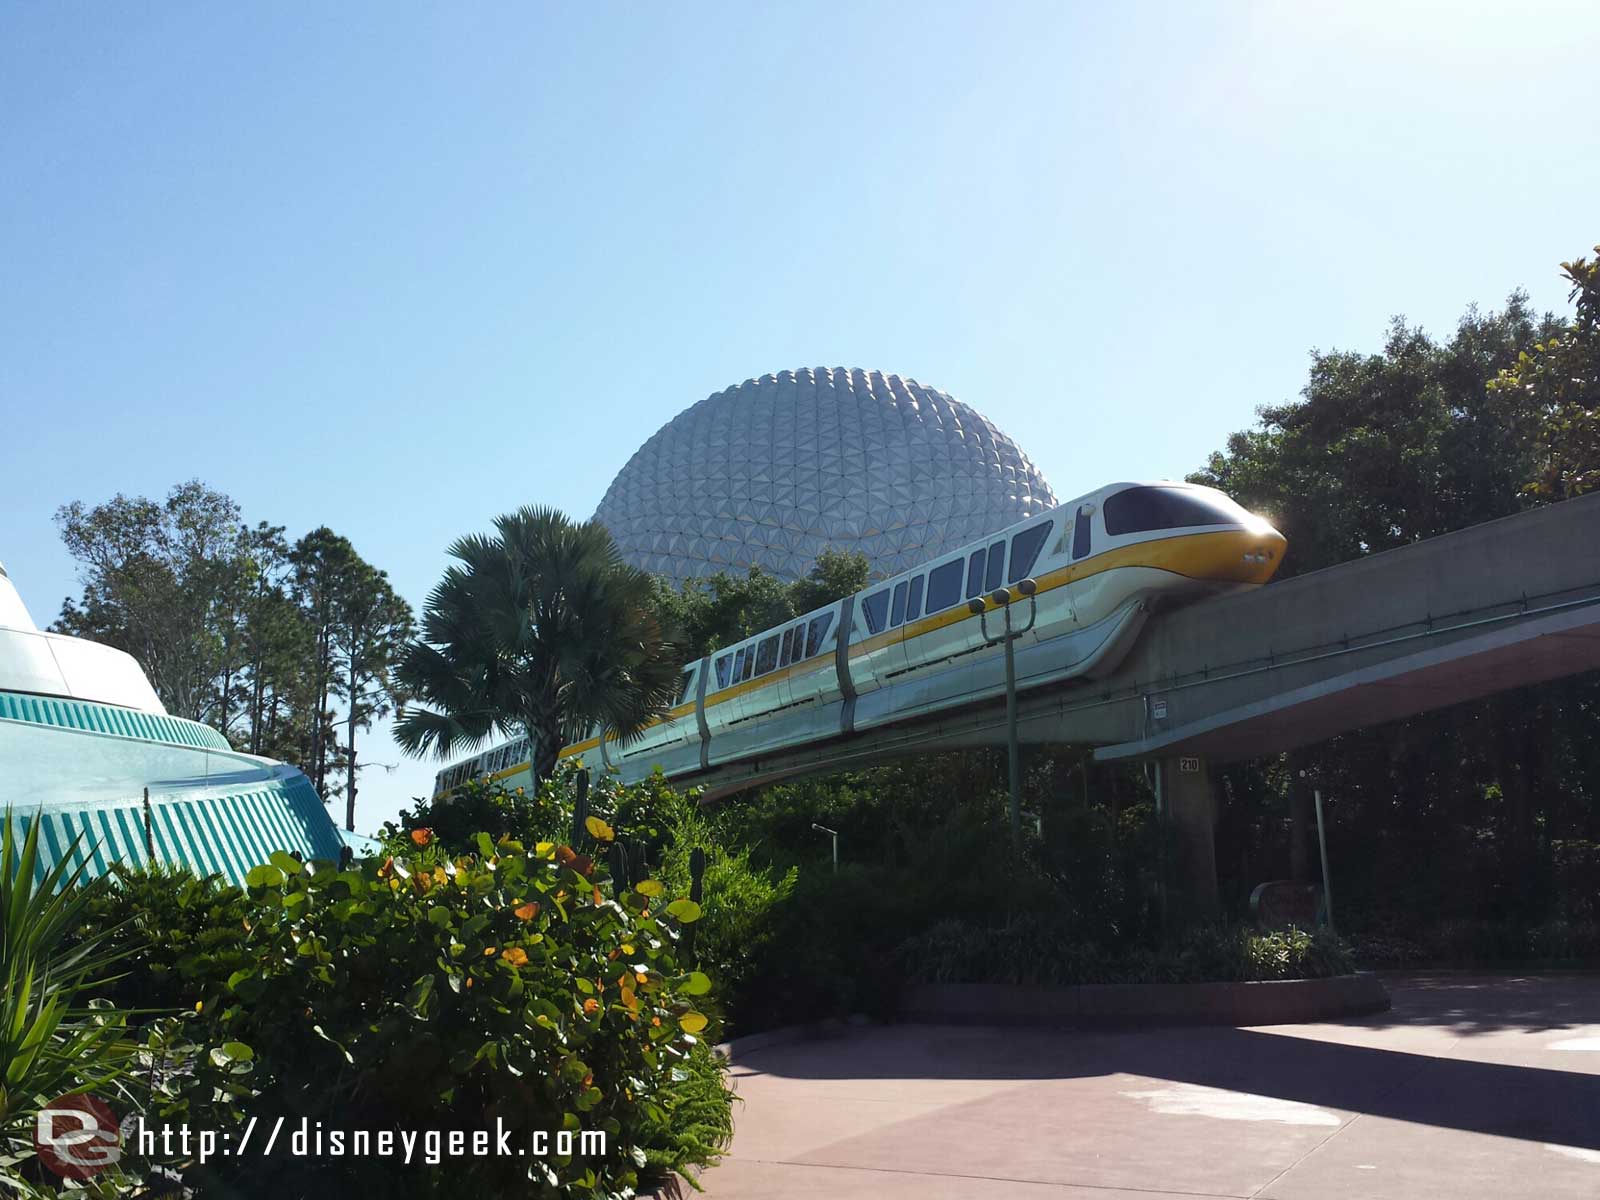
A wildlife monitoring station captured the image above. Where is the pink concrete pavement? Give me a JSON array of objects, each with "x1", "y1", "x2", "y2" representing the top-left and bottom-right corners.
[{"x1": 700, "y1": 974, "x2": 1600, "y2": 1199}]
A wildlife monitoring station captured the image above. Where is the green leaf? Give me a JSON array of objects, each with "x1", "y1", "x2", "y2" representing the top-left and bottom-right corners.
[
  {"x1": 406, "y1": 974, "x2": 438, "y2": 1019},
  {"x1": 680, "y1": 971, "x2": 712, "y2": 996},
  {"x1": 227, "y1": 969, "x2": 266, "y2": 1003},
  {"x1": 665, "y1": 898, "x2": 702, "y2": 923},
  {"x1": 221, "y1": 1041, "x2": 254, "y2": 1062},
  {"x1": 678, "y1": 1011, "x2": 708, "y2": 1034},
  {"x1": 476, "y1": 832, "x2": 495, "y2": 858},
  {"x1": 635, "y1": 880, "x2": 664, "y2": 898},
  {"x1": 427, "y1": 906, "x2": 452, "y2": 928},
  {"x1": 246, "y1": 864, "x2": 285, "y2": 889},
  {"x1": 269, "y1": 851, "x2": 303, "y2": 876}
]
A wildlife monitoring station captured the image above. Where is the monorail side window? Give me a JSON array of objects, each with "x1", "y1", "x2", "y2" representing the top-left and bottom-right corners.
[
  {"x1": 805, "y1": 612, "x2": 835, "y2": 657},
  {"x1": 741, "y1": 646, "x2": 756, "y2": 681},
  {"x1": 984, "y1": 539, "x2": 1006, "y2": 591},
  {"x1": 678, "y1": 668, "x2": 696, "y2": 704},
  {"x1": 754, "y1": 635, "x2": 779, "y2": 675},
  {"x1": 1008, "y1": 520, "x2": 1054, "y2": 582},
  {"x1": 966, "y1": 549, "x2": 987, "y2": 598},
  {"x1": 733, "y1": 647, "x2": 748, "y2": 682},
  {"x1": 1103, "y1": 487, "x2": 1232, "y2": 536},
  {"x1": 791, "y1": 623, "x2": 806, "y2": 659},
  {"x1": 906, "y1": 575, "x2": 924, "y2": 621},
  {"x1": 890, "y1": 581, "x2": 908, "y2": 626},
  {"x1": 779, "y1": 627, "x2": 795, "y2": 666},
  {"x1": 1073, "y1": 508, "x2": 1092, "y2": 560},
  {"x1": 862, "y1": 589, "x2": 890, "y2": 634},
  {"x1": 714, "y1": 654, "x2": 732, "y2": 689},
  {"x1": 926, "y1": 559, "x2": 964, "y2": 612}
]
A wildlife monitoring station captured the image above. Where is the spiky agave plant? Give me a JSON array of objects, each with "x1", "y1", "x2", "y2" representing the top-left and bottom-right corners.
[{"x1": 0, "y1": 810, "x2": 134, "y2": 1189}]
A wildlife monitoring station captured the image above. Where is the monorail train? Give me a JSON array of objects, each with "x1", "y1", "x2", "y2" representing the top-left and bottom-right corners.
[{"x1": 432, "y1": 481, "x2": 1285, "y2": 799}]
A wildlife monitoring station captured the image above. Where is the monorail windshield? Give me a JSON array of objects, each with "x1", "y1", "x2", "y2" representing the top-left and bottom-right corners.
[{"x1": 1103, "y1": 486, "x2": 1236, "y2": 536}]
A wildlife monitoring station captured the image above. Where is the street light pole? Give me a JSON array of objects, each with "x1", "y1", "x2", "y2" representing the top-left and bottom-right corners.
[
  {"x1": 812, "y1": 822, "x2": 838, "y2": 873},
  {"x1": 971, "y1": 579, "x2": 1038, "y2": 845}
]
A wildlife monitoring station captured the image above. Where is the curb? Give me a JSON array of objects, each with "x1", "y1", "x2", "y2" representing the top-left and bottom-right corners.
[
  {"x1": 899, "y1": 972, "x2": 1390, "y2": 1028},
  {"x1": 716, "y1": 1013, "x2": 871, "y2": 1064}
]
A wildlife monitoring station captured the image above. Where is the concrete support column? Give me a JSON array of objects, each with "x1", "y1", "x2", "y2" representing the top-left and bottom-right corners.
[{"x1": 1158, "y1": 754, "x2": 1221, "y2": 920}]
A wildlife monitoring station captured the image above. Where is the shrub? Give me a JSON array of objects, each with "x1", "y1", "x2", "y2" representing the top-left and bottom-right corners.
[
  {"x1": 144, "y1": 832, "x2": 732, "y2": 1197},
  {"x1": 386, "y1": 765, "x2": 697, "y2": 870},
  {"x1": 658, "y1": 807, "x2": 796, "y2": 1029},
  {"x1": 895, "y1": 917, "x2": 1354, "y2": 986},
  {"x1": 73, "y1": 863, "x2": 252, "y2": 1017},
  {"x1": 383, "y1": 769, "x2": 575, "y2": 855}
]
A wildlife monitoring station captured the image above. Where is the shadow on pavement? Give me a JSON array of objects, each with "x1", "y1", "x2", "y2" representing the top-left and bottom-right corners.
[{"x1": 735, "y1": 974, "x2": 1600, "y2": 1151}]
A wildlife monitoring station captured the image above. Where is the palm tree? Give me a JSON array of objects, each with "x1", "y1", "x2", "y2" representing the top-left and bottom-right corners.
[{"x1": 393, "y1": 507, "x2": 682, "y2": 783}]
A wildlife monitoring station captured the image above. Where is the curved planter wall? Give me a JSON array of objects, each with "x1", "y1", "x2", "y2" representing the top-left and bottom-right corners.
[{"x1": 900, "y1": 973, "x2": 1390, "y2": 1028}]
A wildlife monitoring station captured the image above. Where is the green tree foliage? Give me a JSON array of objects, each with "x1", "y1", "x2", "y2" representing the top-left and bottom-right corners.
[
  {"x1": 331, "y1": 560, "x2": 413, "y2": 830},
  {"x1": 1192, "y1": 251, "x2": 1600, "y2": 939},
  {"x1": 395, "y1": 508, "x2": 681, "y2": 783},
  {"x1": 54, "y1": 485, "x2": 411, "y2": 829},
  {"x1": 1190, "y1": 293, "x2": 1560, "y2": 576},
  {"x1": 54, "y1": 481, "x2": 247, "y2": 725},
  {"x1": 1491, "y1": 246, "x2": 1600, "y2": 498},
  {"x1": 237, "y1": 522, "x2": 318, "y2": 762},
  {"x1": 649, "y1": 546, "x2": 871, "y2": 661},
  {"x1": 788, "y1": 546, "x2": 872, "y2": 614}
]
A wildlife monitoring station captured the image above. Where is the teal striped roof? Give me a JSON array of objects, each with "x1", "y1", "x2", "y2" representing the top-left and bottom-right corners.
[
  {"x1": 0, "y1": 689, "x2": 230, "y2": 750},
  {"x1": 14, "y1": 772, "x2": 346, "y2": 888}
]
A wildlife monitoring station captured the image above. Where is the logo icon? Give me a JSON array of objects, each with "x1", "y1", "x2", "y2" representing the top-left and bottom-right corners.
[{"x1": 34, "y1": 1094, "x2": 121, "y2": 1179}]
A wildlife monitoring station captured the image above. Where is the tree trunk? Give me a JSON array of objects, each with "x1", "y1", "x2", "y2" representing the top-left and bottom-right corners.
[
  {"x1": 249, "y1": 667, "x2": 264, "y2": 755},
  {"x1": 531, "y1": 705, "x2": 561, "y2": 784},
  {"x1": 346, "y1": 739, "x2": 358, "y2": 831},
  {"x1": 312, "y1": 626, "x2": 331, "y2": 795},
  {"x1": 345, "y1": 644, "x2": 359, "y2": 831}
]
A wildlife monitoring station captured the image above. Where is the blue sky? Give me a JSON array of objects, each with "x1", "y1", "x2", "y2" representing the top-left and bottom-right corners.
[{"x1": 4, "y1": 2, "x2": 1597, "y2": 832}]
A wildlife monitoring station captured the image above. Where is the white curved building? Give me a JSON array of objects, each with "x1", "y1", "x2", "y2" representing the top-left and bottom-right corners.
[
  {"x1": 595, "y1": 368, "x2": 1056, "y2": 582},
  {"x1": 0, "y1": 559, "x2": 346, "y2": 885}
]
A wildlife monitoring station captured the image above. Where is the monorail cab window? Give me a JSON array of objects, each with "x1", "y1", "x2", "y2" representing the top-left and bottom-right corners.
[
  {"x1": 732, "y1": 646, "x2": 749, "y2": 682},
  {"x1": 678, "y1": 666, "x2": 696, "y2": 704},
  {"x1": 779, "y1": 626, "x2": 796, "y2": 667},
  {"x1": 890, "y1": 581, "x2": 908, "y2": 627},
  {"x1": 1103, "y1": 486, "x2": 1234, "y2": 536},
  {"x1": 906, "y1": 575, "x2": 924, "y2": 621},
  {"x1": 714, "y1": 653, "x2": 732, "y2": 689}
]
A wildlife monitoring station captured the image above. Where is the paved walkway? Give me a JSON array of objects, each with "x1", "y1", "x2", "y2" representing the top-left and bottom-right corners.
[{"x1": 702, "y1": 974, "x2": 1600, "y2": 1199}]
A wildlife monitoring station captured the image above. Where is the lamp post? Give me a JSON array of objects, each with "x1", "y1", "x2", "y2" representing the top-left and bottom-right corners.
[
  {"x1": 970, "y1": 578, "x2": 1038, "y2": 845},
  {"x1": 812, "y1": 823, "x2": 838, "y2": 873}
]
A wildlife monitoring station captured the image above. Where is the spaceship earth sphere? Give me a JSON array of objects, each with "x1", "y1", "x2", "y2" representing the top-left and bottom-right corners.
[{"x1": 594, "y1": 367, "x2": 1057, "y2": 583}]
